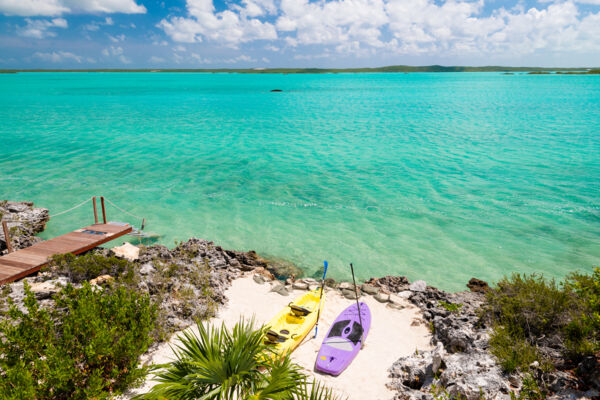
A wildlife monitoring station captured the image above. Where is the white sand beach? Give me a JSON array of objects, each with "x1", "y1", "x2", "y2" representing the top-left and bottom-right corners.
[{"x1": 126, "y1": 274, "x2": 433, "y2": 399}]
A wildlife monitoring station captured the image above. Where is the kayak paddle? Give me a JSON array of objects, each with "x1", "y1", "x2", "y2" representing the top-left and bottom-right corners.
[
  {"x1": 350, "y1": 262, "x2": 365, "y2": 348},
  {"x1": 313, "y1": 260, "x2": 328, "y2": 339}
]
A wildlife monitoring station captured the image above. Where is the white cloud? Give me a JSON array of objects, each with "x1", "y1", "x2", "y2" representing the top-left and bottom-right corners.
[
  {"x1": 101, "y1": 45, "x2": 131, "y2": 63},
  {"x1": 191, "y1": 53, "x2": 212, "y2": 63},
  {"x1": 33, "y1": 50, "x2": 82, "y2": 63},
  {"x1": 64, "y1": 0, "x2": 145, "y2": 14},
  {"x1": 223, "y1": 54, "x2": 256, "y2": 63},
  {"x1": 0, "y1": 0, "x2": 68, "y2": 16},
  {"x1": 18, "y1": 18, "x2": 68, "y2": 38},
  {"x1": 276, "y1": 0, "x2": 388, "y2": 48},
  {"x1": 108, "y1": 34, "x2": 126, "y2": 42},
  {"x1": 382, "y1": 1, "x2": 600, "y2": 57},
  {"x1": 0, "y1": 0, "x2": 145, "y2": 16},
  {"x1": 103, "y1": 45, "x2": 123, "y2": 56},
  {"x1": 158, "y1": 0, "x2": 277, "y2": 46},
  {"x1": 83, "y1": 16, "x2": 114, "y2": 31},
  {"x1": 272, "y1": 0, "x2": 600, "y2": 58},
  {"x1": 234, "y1": 0, "x2": 277, "y2": 17},
  {"x1": 10, "y1": 0, "x2": 600, "y2": 65},
  {"x1": 149, "y1": 56, "x2": 165, "y2": 63},
  {"x1": 83, "y1": 23, "x2": 100, "y2": 31}
]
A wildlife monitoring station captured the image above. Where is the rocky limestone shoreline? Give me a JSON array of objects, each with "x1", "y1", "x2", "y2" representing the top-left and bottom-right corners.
[
  {"x1": 0, "y1": 200, "x2": 49, "y2": 253},
  {"x1": 1, "y1": 200, "x2": 598, "y2": 399}
]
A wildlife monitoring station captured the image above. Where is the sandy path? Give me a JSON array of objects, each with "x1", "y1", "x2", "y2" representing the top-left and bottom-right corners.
[{"x1": 125, "y1": 275, "x2": 432, "y2": 400}]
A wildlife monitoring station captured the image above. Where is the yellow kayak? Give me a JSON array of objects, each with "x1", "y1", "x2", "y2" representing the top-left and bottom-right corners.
[{"x1": 264, "y1": 288, "x2": 324, "y2": 358}]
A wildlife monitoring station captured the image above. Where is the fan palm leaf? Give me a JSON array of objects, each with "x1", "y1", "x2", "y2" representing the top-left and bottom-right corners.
[{"x1": 136, "y1": 318, "x2": 342, "y2": 400}]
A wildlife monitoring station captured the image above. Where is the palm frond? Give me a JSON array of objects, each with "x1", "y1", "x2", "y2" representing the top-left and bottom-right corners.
[{"x1": 294, "y1": 380, "x2": 347, "y2": 400}]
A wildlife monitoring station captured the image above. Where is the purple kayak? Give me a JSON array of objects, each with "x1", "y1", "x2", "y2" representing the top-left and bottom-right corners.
[{"x1": 315, "y1": 302, "x2": 371, "y2": 376}]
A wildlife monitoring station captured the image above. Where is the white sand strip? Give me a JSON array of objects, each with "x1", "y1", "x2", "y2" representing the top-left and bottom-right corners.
[{"x1": 125, "y1": 275, "x2": 432, "y2": 400}]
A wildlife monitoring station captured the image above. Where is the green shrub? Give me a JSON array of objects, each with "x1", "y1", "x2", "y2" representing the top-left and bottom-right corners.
[
  {"x1": 510, "y1": 374, "x2": 545, "y2": 400},
  {"x1": 563, "y1": 267, "x2": 600, "y2": 357},
  {"x1": 485, "y1": 269, "x2": 599, "y2": 377},
  {"x1": 489, "y1": 326, "x2": 547, "y2": 373},
  {"x1": 485, "y1": 274, "x2": 574, "y2": 339},
  {"x1": 0, "y1": 282, "x2": 156, "y2": 399},
  {"x1": 48, "y1": 253, "x2": 136, "y2": 283},
  {"x1": 439, "y1": 300, "x2": 462, "y2": 313}
]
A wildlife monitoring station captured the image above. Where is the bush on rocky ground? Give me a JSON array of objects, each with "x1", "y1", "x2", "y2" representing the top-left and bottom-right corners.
[
  {"x1": 484, "y1": 268, "x2": 600, "y2": 394},
  {"x1": 47, "y1": 253, "x2": 136, "y2": 284},
  {"x1": 0, "y1": 237, "x2": 263, "y2": 399},
  {"x1": 563, "y1": 268, "x2": 600, "y2": 357},
  {"x1": 0, "y1": 282, "x2": 156, "y2": 399}
]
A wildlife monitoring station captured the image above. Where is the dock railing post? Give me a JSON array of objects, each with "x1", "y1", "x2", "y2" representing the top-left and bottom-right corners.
[
  {"x1": 2, "y1": 220, "x2": 14, "y2": 253},
  {"x1": 100, "y1": 196, "x2": 107, "y2": 224},
  {"x1": 92, "y1": 197, "x2": 99, "y2": 224}
]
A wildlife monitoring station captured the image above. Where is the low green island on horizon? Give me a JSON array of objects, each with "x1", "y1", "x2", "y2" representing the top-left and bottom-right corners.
[{"x1": 1, "y1": 65, "x2": 600, "y2": 74}]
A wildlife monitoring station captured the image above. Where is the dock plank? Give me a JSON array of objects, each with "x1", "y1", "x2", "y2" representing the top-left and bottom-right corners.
[{"x1": 0, "y1": 223, "x2": 132, "y2": 285}]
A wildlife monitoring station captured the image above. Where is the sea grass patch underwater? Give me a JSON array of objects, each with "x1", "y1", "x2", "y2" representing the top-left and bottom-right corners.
[{"x1": 1, "y1": 72, "x2": 599, "y2": 290}]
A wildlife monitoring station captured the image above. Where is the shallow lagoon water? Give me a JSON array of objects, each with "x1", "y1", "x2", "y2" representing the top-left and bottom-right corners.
[{"x1": 1, "y1": 72, "x2": 599, "y2": 291}]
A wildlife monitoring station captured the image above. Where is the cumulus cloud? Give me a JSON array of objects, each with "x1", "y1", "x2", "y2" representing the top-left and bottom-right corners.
[
  {"x1": 156, "y1": 0, "x2": 600, "y2": 59},
  {"x1": 84, "y1": 17, "x2": 115, "y2": 31},
  {"x1": 191, "y1": 53, "x2": 211, "y2": 63},
  {"x1": 276, "y1": 0, "x2": 388, "y2": 48},
  {"x1": 0, "y1": 0, "x2": 68, "y2": 16},
  {"x1": 18, "y1": 18, "x2": 68, "y2": 38},
  {"x1": 224, "y1": 54, "x2": 256, "y2": 63},
  {"x1": 102, "y1": 45, "x2": 123, "y2": 56},
  {"x1": 382, "y1": 0, "x2": 600, "y2": 57},
  {"x1": 11, "y1": 0, "x2": 600, "y2": 65},
  {"x1": 108, "y1": 34, "x2": 126, "y2": 42},
  {"x1": 272, "y1": 0, "x2": 598, "y2": 58},
  {"x1": 0, "y1": 0, "x2": 145, "y2": 16},
  {"x1": 102, "y1": 45, "x2": 132, "y2": 63},
  {"x1": 158, "y1": 0, "x2": 277, "y2": 46},
  {"x1": 33, "y1": 50, "x2": 82, "y2": 63}
]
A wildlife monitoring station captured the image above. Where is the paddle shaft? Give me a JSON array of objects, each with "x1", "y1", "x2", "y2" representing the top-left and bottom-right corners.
[
  {"x1": 313, "y1": 260, "x2": 328, "y2": 339},
  {"x1": 350, "y1": 263, "x2": 365, "y2": 347}
]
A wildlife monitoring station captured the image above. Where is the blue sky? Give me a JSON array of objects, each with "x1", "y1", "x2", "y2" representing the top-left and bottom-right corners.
[{"x1": 1, "y1": 0, "x2": 599, "y2": 68}]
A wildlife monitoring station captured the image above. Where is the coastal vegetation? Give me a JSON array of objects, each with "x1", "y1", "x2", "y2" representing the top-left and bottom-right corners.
[
  {"x1": 0, "y1": 282, "x2": 156, "y2": 399},
  {"x1": 528, "y1": 69, "x2": 600, "y2": 75},
  {"x1": 137, "y1": 319, "x2": 341, "y2": 400},
  {"x1": 0, "y1": 239, "x2": 235, "y2": 399},
  {"x1": 49, "y1": 252, "x2": 136, "y2": 283},
  {"x1": 484, "y1": 268, "x2": 600, "y2": 394}
]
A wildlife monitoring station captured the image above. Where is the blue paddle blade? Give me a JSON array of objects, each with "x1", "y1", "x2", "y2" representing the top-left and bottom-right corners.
[{"x1": 322, "y1": 261, "x2": 328, "y2": 279}]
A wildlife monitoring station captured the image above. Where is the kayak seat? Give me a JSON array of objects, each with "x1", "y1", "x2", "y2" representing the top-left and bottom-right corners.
[
  {"x1": 289, "y1": 303, "x2": 312, "y2": 317},
  {"x1": 266, "y1": 329, "x2": 288, "y2": 343}
]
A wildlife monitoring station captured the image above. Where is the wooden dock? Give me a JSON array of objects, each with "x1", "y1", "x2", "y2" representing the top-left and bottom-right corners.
[{"x1": 0, "y1": 222, "x2": 132, "y2": 285}]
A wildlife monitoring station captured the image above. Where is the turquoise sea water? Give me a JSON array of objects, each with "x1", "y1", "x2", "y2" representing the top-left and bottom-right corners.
[{"x1": 0, "y1": 72, "x2": 599, "y2": 291}]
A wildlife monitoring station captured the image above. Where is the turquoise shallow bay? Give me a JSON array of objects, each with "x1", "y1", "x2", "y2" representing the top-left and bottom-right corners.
[{"x1": 0, "y1": 72, "x2": 599, "y2": 291}]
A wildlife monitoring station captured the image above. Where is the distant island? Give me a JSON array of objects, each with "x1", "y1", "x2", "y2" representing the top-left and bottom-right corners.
[{"x1": 1, "y1": 65, "x2": 599, "y2": 74}]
